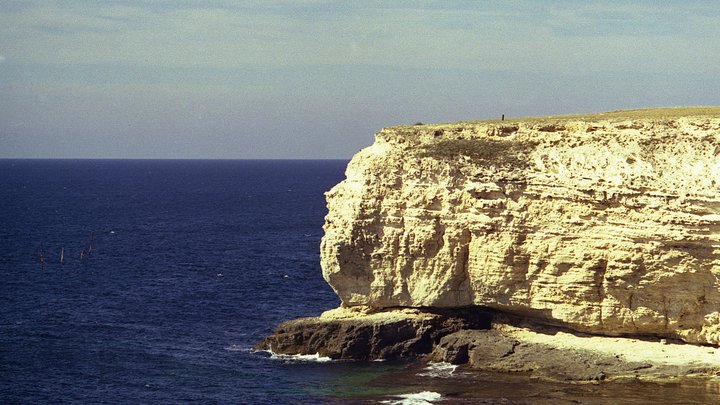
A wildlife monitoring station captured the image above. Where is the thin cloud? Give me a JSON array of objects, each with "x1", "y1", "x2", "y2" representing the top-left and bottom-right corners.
[
  {"x1": 0, "y1": 55, "x2": 6, "y2": 63},
  {"x1": 2, "y1": 1, "x2": 718, "y2": 74}
]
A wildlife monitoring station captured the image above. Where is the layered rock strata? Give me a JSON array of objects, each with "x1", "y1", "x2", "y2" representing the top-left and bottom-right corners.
[{"x1": 320, "y1": 108, "x2": 720, "y2": 345}]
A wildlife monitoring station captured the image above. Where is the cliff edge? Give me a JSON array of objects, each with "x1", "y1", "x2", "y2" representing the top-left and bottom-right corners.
[{"x1": 320, "y1": 107, "x2": 720, "y2": 345}]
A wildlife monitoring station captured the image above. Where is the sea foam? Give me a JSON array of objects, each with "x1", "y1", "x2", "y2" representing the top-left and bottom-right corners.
[
  {"x1": 258, "y1": 349, "x2": 333, "y2": 363},
  {"x1": 418, "y1": 362, "x2": 457, "y2": 378},
  {"x1": 381, "y1": 391, "x2": 443, "y2": 404}
]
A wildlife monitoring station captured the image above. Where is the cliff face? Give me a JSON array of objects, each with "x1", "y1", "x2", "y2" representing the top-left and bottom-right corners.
[{"x1": 320, "y1": 108, "x2": 720, "y2": 345}]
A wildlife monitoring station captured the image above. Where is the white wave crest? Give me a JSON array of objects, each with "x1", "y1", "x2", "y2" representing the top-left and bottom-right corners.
[
  {"x1": 381, "y1": 391, "x2": 443, "y2": 404},
  {"x1": 260, "y1": 349, "x2": 333, "y2": 363},
  {"x1": 418, "y1": 362, "x2": 457, "y2": 378}
]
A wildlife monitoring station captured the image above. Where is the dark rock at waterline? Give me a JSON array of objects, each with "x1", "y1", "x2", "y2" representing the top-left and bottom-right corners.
[
  {"x1": 429, "y1": 329, "x2": 658, "y2": 382},
  {"x1": 255, "y1": 307, "x2": 492, "y2": 360},
  {"x1": 258, "y1": 307, "x2": 720, "y2": 382},
  {"x1": 429, "y1": 329, "x2": 519, "y2": 366}
]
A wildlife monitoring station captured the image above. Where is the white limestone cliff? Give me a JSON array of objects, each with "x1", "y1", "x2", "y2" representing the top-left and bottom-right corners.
[{"x1": 320, "y1": 108, "x2": 720, "y2": 345}]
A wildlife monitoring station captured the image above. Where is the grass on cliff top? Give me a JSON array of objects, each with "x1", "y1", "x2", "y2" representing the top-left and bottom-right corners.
[
  {"x1": 401, "y1": 106, "x2": 720, "y2": 129},
  {"x1": 410, "y1": 106, "x2": 719, "y2": 166},
  {"x1": 416, "y1": 138, "x2": 537, "y2": 168}
]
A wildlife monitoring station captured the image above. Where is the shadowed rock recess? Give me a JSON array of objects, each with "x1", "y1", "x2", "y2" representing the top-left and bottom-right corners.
[{"x1": 258, "y1": 108, "x2": 720, "y2": 380}]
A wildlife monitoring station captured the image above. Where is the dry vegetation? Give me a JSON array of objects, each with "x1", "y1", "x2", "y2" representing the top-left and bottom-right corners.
[
  {"x1": 403, "y1": 107, "x2": 720, "y2": 129},
  {"x1": 416, "y1": 138, "x2": 537, "y2": 168},
  {"x1": 403, "y1": 107, "x2": 720, "y2": 168}
]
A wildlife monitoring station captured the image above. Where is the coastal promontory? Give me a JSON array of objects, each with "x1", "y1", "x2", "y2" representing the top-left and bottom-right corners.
[{"x1": 259, "y1": 107, "x2": 720, "y2": 381}]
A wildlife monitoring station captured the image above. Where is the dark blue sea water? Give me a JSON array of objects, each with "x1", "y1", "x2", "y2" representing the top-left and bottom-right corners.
[{"x1": 1, "y1": 160, "x2": 719, "y2": 404}]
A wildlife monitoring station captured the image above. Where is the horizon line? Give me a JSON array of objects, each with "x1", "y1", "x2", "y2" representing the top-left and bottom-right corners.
[{"x1": 0, "y1": 157, "x2": 351, "y2": 161}]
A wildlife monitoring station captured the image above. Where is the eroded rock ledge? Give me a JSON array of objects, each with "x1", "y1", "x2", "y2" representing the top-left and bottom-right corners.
[
  {"x1": 256, "y1": 307, "x2": 489, "y2": 360},
  {"x1": 256, "y1": 307, "x2": 720, "y2": 382}
]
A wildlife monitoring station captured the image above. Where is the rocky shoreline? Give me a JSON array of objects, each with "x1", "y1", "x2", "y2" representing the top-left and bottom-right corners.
[
  {"x1": 255, "y1": 307, "x2": 488, "y2": 361},
  {"x1": 257, "y1": 306, "x2": 720, "y2": 383},
  {"x1": 259, "y1": 109, "x2": 720, "y2": 385}
]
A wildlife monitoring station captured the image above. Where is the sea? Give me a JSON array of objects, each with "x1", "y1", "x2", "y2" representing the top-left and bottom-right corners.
[{"x1": 1, "y1": 159, "x2": 719, "y2": 404}]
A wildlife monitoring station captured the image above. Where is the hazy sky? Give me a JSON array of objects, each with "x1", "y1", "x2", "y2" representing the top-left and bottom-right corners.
[{"x1": 1, "y1": 1, "x2": 719, "y2": 159}]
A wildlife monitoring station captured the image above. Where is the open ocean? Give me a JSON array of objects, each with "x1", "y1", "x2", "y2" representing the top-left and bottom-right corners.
[{"x1": 1, "y1": 159, "x2": 719, "y2": 404}]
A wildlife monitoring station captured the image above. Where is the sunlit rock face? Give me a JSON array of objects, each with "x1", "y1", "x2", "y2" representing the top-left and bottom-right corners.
[{"x1": 320, "y1": 109, "x2": 720, "y2": 345}]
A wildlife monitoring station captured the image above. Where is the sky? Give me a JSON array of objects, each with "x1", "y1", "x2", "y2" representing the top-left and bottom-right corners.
[{"x1": 1, "y1": 1, "x2": 719, "y2": 159}]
